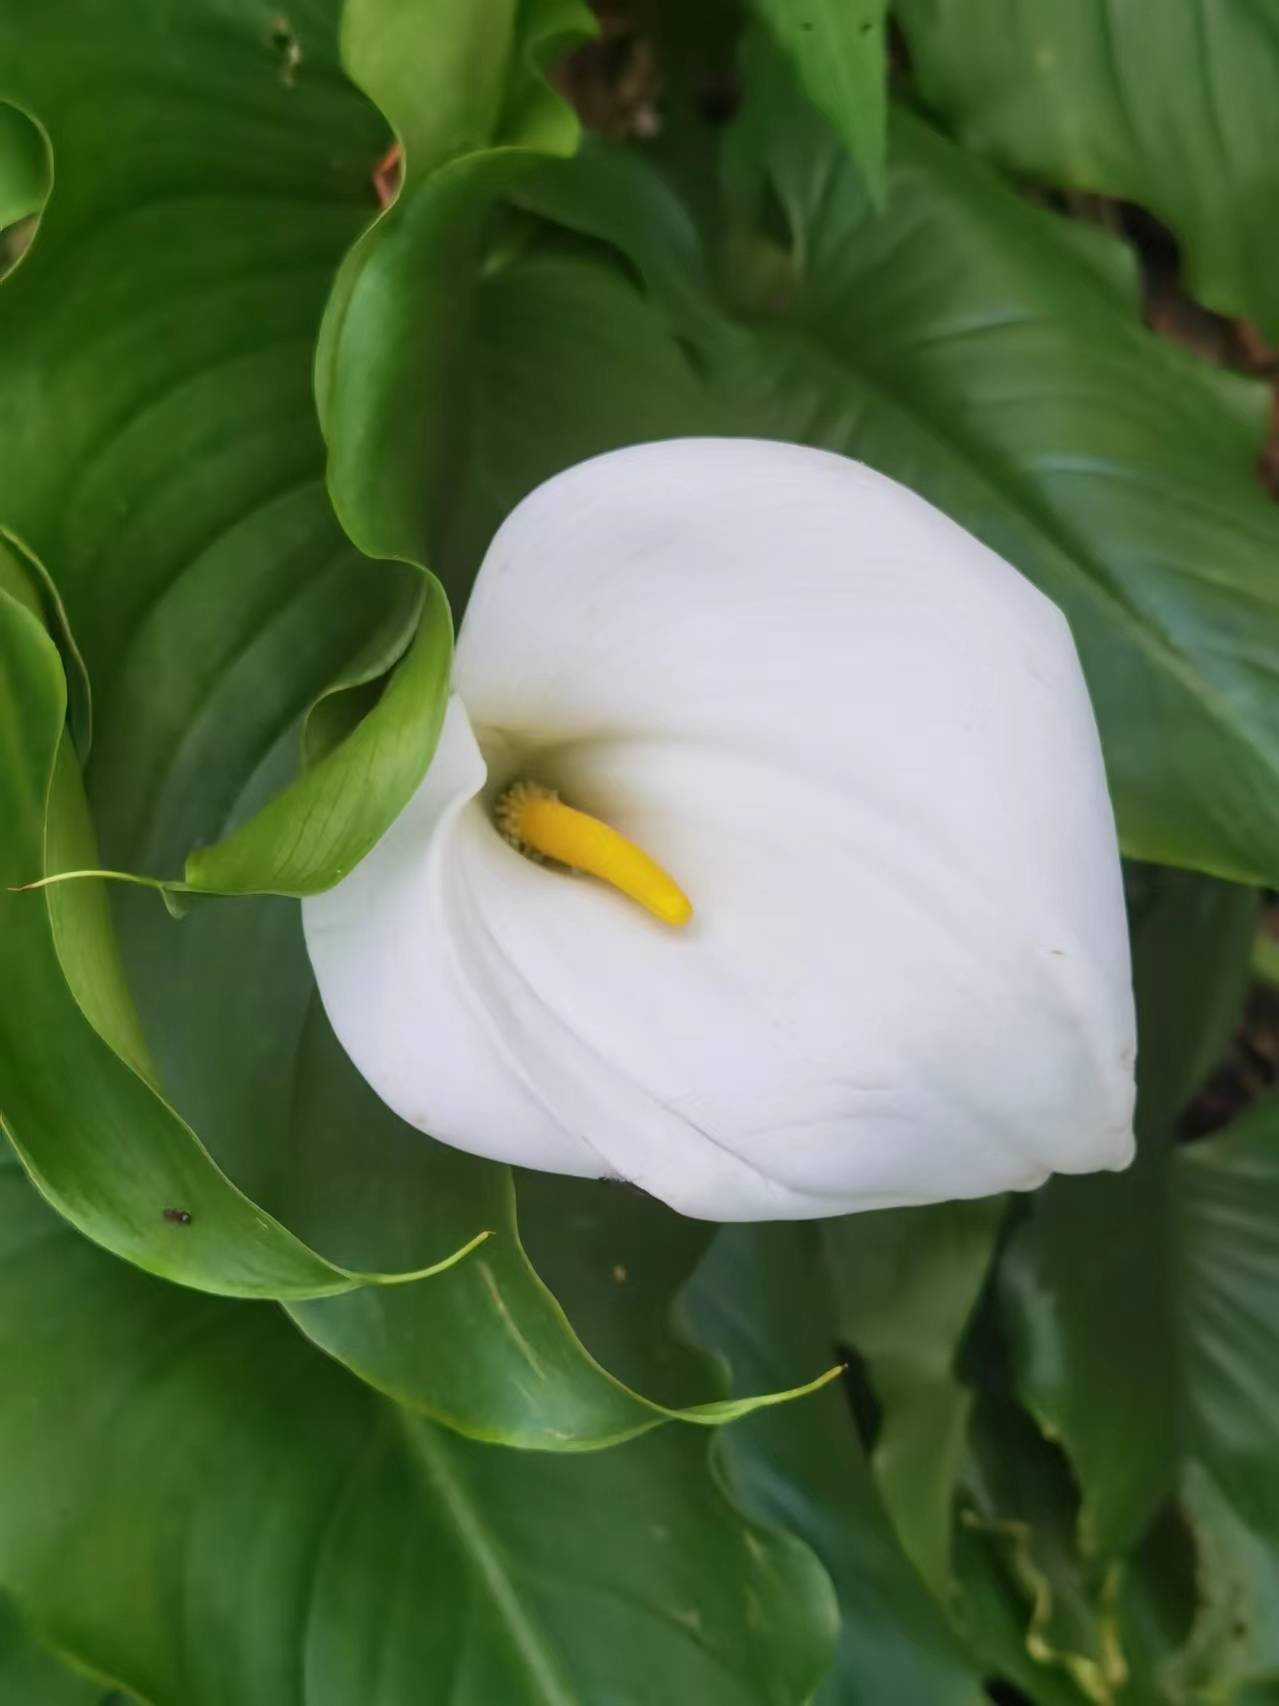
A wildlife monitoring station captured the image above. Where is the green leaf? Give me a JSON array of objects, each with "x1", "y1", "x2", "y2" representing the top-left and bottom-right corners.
[
  {"x1": 744, "y1": 0, "x2": 888, "y2": 206},
  {"x1": 341, "y1": 0, "x2": 590, "y2": 169},
  {"x1": 0, "y1": 101, "x2": 47, "y2": 231},
  {"x1": 0, "y1": 1149, "x2": 835, "y2": 1706},
  {"x1": 1124, "y1": 865, "x2": 1259, "y2": 1146},
  {"x1": 0, "y1": 576, "x2": 477, "y2": 1299},
  {"x1": 689, "y1": 1225, "x2": 989, "y2": 1705},
  {"x1": 0, "y1": 0, "x2": 452, "y2": 904},
  {"x1": 1003, "y1": 1159, "x2": 1180, "y2": 1563},
  {"x1": 0, "y1": 1593, "x2": 106, "y2": 1705},
  {"x1": 1108, "y1": 1503, "x2": 1198, "y2": 1706},
  {"x1": 823, "y1": 1198, "x2": 1005, "y2": 1598},
  {"x1": 895, "y1": 0, "x2": 1279, "y2": 339},
  {"x1": 437, "y1": 241, "x2": 725, "y2": 593},
  {"x1": 1000, "y1": 865, "x2": 1259, "y2": 1559},
  {"x1": 957, "y1": 1398, "x2": 1123, "y2": 1705},
  {"x1": 1158, "y1": 1463, "x2": 1279, "y2": 1702},
  {"x1": 280, "y1": 1001, "x2": 837, "y2": 1446},
  {"x1": 0, "y1": 532, "x2": 90, "y2": 756},
  {"x1": 180, "y1": 0, "x2": 596, "y2": 894},
  {"x1": 182, "y1": 577, "x2": 451, "y2": 896},
  {"x1": 517, "y1": 76, "x2": 1279, "y2": 885},
  {"x1": 1006, "y1": 1095, "x2": 1279, "y2": 1567},
  {"x1": 0, "y1": 0, "x2": 507, "y2": 1292},
  {"x1": 319, "y1": 0, "x2": 591, "y2": 569}
]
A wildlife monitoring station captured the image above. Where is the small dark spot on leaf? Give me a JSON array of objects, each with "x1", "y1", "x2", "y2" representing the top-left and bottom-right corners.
[
  {"x1": 696, "y1": 73, "x2": 740, "y2": 126},
  {"x1": 859, "y1": 18, "x2": 874, "y2": 32},
  {"x1": 269, "y1": 16, "x2": 301, "y2": 86},
  {"x1": 163, "y1": 1207, "x2": 193, "y2": 1226},
  {"x1": 986, "y1": 1683, "x2": 1032, "y2": 1706}
]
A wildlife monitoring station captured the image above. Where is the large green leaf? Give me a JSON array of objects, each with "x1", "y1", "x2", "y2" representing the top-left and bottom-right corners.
[
  {"x1": 1123, "y1": 865, "x2": 1260, "y2": 1145},
  {"x1": 744, "y1": 0, "x2": 888, "y2": 205},
  {"x1": 518, "y1": 69, "x2": 1279, "y2": 885},
  {"x1": 437, "y1": 242, "x2": 724, "y2": 595},
  {"x1": 0, "y1": 0, "x2": 462, "y2": 905},
  {"x1": 0, "y1": 1593, "x2": 107, "y2": 1705},
  {"x1": 1000, "y1": 867, "x2": 1260, "y2": 1560},
  {"x1": 179, "y1": 577, "x2": 452, "y2": 897},
  {"x1": 280, "y1": 1001, "x2": 836, "y2": 1446},
  {"x1": 319, "y1": 0, "x2": 592, "y2": 566},
  {"x1": 1001, "y1": 1098, "x2": 1279, "y2": 1706},
  {"x1": 0, "y1": 1146, "x2": 835, "y2": 1706},
  {"x1": 1006, "y1": 1095, "x2": 1279, "y2": 1566},
  {"x1": 824, "y1": 1199, "x2": 1005, "y2": 1598},
  {"x1": 689, "y1": 1225, "x2": 988, "y2": 1705},
  {"x1": 0, "y1": 559, "x2": 478, "y2": 1298},
  {"x1": 895, "y1": 0, "x2": 1279, "y2": 339}
]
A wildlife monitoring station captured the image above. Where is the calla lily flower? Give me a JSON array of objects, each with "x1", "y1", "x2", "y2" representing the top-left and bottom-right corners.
[{"x1": 304, "y1": 439, "x2": 1136, "y2": 1221}]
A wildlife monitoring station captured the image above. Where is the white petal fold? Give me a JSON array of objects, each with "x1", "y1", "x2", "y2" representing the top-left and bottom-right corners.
[{"x1": 305, "y1": 439, "x2": 1136, "y2": 1221}]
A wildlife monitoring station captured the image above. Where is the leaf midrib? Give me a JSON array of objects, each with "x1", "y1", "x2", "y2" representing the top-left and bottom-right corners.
[{"x1": 400, "y1": 1415, "x2": 581, "y2": 1706}]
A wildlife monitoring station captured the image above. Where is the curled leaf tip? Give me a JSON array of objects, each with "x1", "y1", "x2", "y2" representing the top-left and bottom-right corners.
[{"x1": 364, "y1": 1226, "x2": 494, "y2": 1289}]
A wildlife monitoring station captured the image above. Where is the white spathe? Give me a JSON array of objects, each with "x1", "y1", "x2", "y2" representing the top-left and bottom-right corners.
[{"x1": 304, "y1": 439, "x2": 1136, "y2": 1222}]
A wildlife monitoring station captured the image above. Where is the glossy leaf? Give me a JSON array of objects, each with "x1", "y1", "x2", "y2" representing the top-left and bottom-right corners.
[
  {"x1": 1124, "y1": 865, "x2": 1259, "y2": 1146},
  {"x1": 437, "y1": 242, "x2": 724, "y2": 597},
  {"x1": 185, "y1": 0, "x2": 597, "y2": 891},
  {"x1": 0, "y1": 571, "x2": 478, "y2": 1299},
  {"x1": 182, "y1": 577, "x2": 451, "y2": 897},
  {"x1": 519, "y1": 74, "x2": 1279, "y2": 885},
  {"x1": 0, "y1": 0, "x2": 453, "y2": 904},
  {"x1": 824, "y1": 1199, "x2": 1005, "y2": 1597},
  {"x1": 0, "y1": 0, "x2": 505, "y2": 1293},
  {"x1": 1000, "y1": 865, "x2": 1260, "y2": 1559},
  {"x1": 281, "y1": 1001, "x2": 837, "y2": 1446},
  {"x1": 0, "y1": 1147, "x2": 835, "y2": 1706},
  {"x1": 745, "y1": 0, "x2": 888, "y2": 205},
  {"x1": 0, "y1": 1593, "x2": 107, "y2": 1705},
  {"x1": 895, "y1": 0, "x2": 1279, "y2": 338},
  {"x1": 1006, "y1": 1096, "x2": 1279, "y2": 1566},
  {"x1": 689, "y1": 1225, "x2": 988, "y2": 1705},
  {"x1": 319, "y1": 0, "x2": 591, "y2": 567}
]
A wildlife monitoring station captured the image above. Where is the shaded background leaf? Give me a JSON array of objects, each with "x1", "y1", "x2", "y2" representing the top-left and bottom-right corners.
[
  {"x1": 895, "y1": 0, "x2": 1279, "y2": 339},
  {"x1": 745, "y1": 0, "x2": 888, "y2": 205},
  {"x1": 689, "y1": 1224, "x2": 989, "y2": 1705},
  {"x1": 1002, "y1": 869, "x2": 1263, "y2": 1560},
  {"x1": 0, "y1": 1592, "x2": 111, "y2": 1706},
  {"x1": 824, "y1": 1198, "x2": 1005, "y2": 1597}
]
